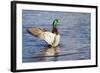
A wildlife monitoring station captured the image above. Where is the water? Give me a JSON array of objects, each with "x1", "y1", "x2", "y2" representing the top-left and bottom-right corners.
[{"x1": 22, "y1": 10, "x2": 91, "y2": 63}]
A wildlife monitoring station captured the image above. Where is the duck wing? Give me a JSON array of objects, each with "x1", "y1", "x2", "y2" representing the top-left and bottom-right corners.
[
  {"x1": 27, "y1": 28, "x2": 46, "y2": 37},
  {"x1": 27, "y1": 28, "x2": 55, "y2": 45}
]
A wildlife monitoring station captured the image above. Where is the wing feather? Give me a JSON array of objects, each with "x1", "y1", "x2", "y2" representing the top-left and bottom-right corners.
[{"x1": 27, "y1": 28, "x2": 55, "y2": 45}]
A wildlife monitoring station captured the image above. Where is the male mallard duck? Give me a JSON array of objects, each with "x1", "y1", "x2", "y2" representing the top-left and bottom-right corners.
[{"x1": 27, "y1": 19, "x2": 60, "y2": 47}]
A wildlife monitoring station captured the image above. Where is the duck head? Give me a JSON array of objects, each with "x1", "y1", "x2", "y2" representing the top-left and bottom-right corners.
[
  {"x1": 52, "y1": 19, "x2": 60, "y2": 28},
  {"x1": 52, "y1": 19, "x2": 60, "y2": 34}
]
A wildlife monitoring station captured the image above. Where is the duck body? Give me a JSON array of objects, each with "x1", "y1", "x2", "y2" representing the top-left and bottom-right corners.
[{"x1": 42, "y1": 31, "x2": 60, "y2": 47}]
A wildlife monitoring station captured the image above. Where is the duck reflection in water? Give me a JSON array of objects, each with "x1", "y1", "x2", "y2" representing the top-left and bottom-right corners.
[
  {"x1": 42, "y1": 46, "x2": 60, "y2": 61},
  {"x1": 23, "y1": 46, "x2": 60, "y2": 62},
  {"x1": 29, "y1": 46, "x2": 60, "y2": 62},
  {"x1": 44, "y1": 46, "x2": 60, "y2": 56}
]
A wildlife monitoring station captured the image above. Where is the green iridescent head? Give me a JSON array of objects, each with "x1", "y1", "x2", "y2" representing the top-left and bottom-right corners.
[{"x1": 52, "y1": 19, "x2": 60, "y2": 28}]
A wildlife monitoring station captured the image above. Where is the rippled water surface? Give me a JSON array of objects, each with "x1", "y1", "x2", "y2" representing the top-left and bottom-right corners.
[{"x1": 22, "y1": 10, "x2": 91, "y2": 63}]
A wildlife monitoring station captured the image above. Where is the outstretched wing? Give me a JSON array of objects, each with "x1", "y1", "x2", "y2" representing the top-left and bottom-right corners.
[
  {"x1": 27, "y1": 28, "x2": 45, "y2": 37},
  {"x1": 27, "y1": 28, "x2": 55, "y2": 45}
]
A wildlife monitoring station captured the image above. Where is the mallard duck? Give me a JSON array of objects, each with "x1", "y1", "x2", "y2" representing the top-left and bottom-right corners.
[{"x1": 27, "y1": 19, "x2": 60, "y2": 47}]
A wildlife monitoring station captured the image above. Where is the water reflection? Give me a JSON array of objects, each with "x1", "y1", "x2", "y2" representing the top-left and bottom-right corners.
[
  {"x1": 43, "y1": 46, "x2": 60, "y2": 56},
  {"x1": 22, "y1": 45, "x2": 90, "y2": 63},
  {"x1": 23, "y1": 46, "x2": 60, "y2": 62},
  {"x1": 43, "y1": 46, "x2": 60, "y2": 61}
]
